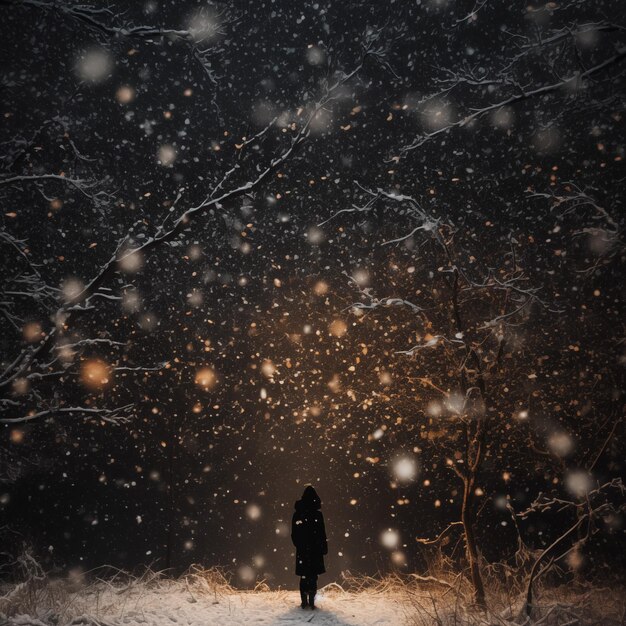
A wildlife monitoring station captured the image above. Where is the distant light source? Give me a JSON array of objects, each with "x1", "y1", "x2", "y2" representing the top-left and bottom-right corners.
[
  {"x1": 261, "y1": 360, "x2": 276, "y2": 378},
  {"x1": 329, "y1": 319, "x2": 347, "y2": 337},
  {"x1": 81, "y1": 359, "x2": 112, "y2": 389},
  {"x1": 246, "y1": 504, "x2": 262, "y2": 521},
  {"x1": 195, "y1": 367, "x2": 217, "y2": 390},
  {"x1": 381, "y1": 529, "x2": 400, "y2": 549},
  {"x1": 391, "y1": 455, "x2": 419, "y2": 483}
]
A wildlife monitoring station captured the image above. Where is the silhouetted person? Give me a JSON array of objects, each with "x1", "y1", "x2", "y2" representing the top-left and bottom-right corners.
[{"x1": 291, "y1": 485, "x2": 327, "y2": 609}]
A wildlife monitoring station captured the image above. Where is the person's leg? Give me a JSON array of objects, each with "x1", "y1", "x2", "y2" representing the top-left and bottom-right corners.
[
  {"x1": 299, "y1": 577, "x2": 307, "y2": 608},
  {"x1": 307, "y1": 575, "x2": 318, "y2": 608}
]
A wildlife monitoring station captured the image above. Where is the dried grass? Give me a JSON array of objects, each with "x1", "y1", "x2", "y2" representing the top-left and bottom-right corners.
[
  {"x1": 0, "y1": 555, "x2": 235, "y2": 625},
  {"x1": 1, "y1": 550, "x2": 623, "y2": 626}
]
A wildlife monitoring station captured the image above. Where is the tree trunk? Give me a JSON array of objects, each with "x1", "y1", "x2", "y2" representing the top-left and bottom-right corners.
[
  {"x1": 165, "y1": 433, "x2": 174, "y2": 571},
  {"x1": 461, "y1": 476, "x2": 486, "y2": 608}
]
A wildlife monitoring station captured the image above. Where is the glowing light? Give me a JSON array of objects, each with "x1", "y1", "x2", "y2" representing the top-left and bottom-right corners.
[
  {"x1": 187, "y1": 289, "x2": 203, "y2": 307},
  {"x1": 314, "y1": 280, "x2": 329, "y2": 296},
  {"x1": 10, "y1": 429, "x2": 24, "y2": 444},
  {"x1": 381, "y1": 529, "x2": 400, "y2": 549},
  {"x1": 117, "y1": 248, "x2": 144, "y2": 273},
  {"x1": 567, "y1": 546, "x2": 584, "y2": 571},
  {"x1": 80, "y1": 359, "x2": 112, "y2": 389},
  {"x1": 307, "y1": 225, "x2": 325, "y2": 244},
  {"x1": 188, "y1": 8, "x2": 221, "y2": 43},
  {"x1": 122, "y1": 290, "x2": 142, "y2": 313},
  {"x1": 12, "y1": 378, "x2": 29, "y2": 395},
  {"x1": 61, "y1": 278, "x2": 84, "y2": 304},
  {"x1": 306, "y1": 45, "x2": 326, "y2": 66},
  {"x1": 444, "y1": 392, "x2": 464, "y2": 415},
  {"x1": 157, "y1": 144, "x2": 177, "y2": 167},
  {"x1": 391, "y1": 454, "x2": 419, "y2": 483},
  {"x1": 138, "y1": 312, "x2": 157, "y2": 332},
  {"x1": 75, "y1": 48, "x2": 113, "y2": 83},
  {"x1": 426, "y1": 401, "x2": 442, "y2": 417},
  {"x1": 116, "y1": 85, "x2": 135, "y2": 104},
  {"x1": 22, "y1": 322, "x2": 42, "y2": 343},
  {"x1": 194, "y1": 367, "x2": 217, "y2": 390},
  {"x1": 548, "y1": 431, "x2": 575, "y2": 457},
  {"x1": 565, "y1": 470, "x2": 593, "y2": 498},
  {"x1": 421, "y1": 98, "x2": 454, "y2": 130},
  {"x1": 329, "y1": 319, "x2": 347, "y2": 337},
  {"x1": 310, "y1": 107, "x2": 332, "y2": 134},
  {"x1": 238, "y1": 565, "x2": 255, "y2": 583},
  {"x1": 246, "y1": 504, "x2": 261, "y2": 521},
  {"x1": 352, "y1": 269, "x2": 370, "y2": 286},
  {"x1": 188, "y1": 244, "x2": 203, "y2": 260},
  {"x1": 379, "y1": 371, "x2": 392, "y2": 385},
  {"x1": 494, "y1": 495, "x2": 508, "y2": 510}
]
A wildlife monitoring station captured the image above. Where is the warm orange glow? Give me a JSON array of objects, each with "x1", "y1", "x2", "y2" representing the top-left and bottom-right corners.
[
  {"x1": 23, "y1": 322, "x2": 43, "y2": 342},
  {"x1": 80, "y1": 359, "x2": 112, "y2": 388},
  {"x1": 195, "y1": 367, "x2": 217, "y2": 390},
  {"x1": 314, "y1": 280, "x2": 329, "y2": 295},
  {"x1": 329, "y1": 319, "x2": 347, "y2": 337},
  {"x1": 261, "y1": 359, "x2": 275, "y2": 377},
  {"x1": 10, "y1": 429, "x2": 24, "y2": 444}
]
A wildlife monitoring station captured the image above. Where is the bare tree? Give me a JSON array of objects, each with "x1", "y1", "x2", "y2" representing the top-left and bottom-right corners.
[
  {"x1": 0, "y1": 12, "x2": 392, "y2": 428},
  {"x1": 393, "y1": 10, "x2": 625, "y2": 157},
  {"x1": 323, "y1": 185, "x2": 553, "y2": 606}
]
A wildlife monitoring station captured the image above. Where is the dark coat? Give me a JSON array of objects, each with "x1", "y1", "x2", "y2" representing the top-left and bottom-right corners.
[{"x1": 291, "y1": 487, "x2": 327, "y2": 576}]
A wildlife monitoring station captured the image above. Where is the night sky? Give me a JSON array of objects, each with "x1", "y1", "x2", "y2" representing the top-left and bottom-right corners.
[{"x1": 1, "y1": 0, "x2": 624, "y2": 588}]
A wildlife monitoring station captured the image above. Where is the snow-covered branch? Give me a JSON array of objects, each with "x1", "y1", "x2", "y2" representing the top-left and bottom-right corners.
[
  {"x1": 402, "y1": 46, "x2": 626, "y2": 154},
  {"x1": 0, "y1": 403, "x2": 135, "y2": 425}
]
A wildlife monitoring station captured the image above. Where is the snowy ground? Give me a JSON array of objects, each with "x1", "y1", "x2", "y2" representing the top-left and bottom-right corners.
[{"x1": 5, "y1": 587, "x2": 409, "y2": 626}]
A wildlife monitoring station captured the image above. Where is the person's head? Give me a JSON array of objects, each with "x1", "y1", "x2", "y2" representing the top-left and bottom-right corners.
[{"x1": 301, "y1": 485, "x2": 321, "y2": 509}]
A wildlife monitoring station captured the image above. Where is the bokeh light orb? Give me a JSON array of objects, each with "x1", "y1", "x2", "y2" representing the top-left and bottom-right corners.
[
  {"x1": 80, "y1": 359, "x2": 112, "y2": 389},
  {"x1": 246, "y1": 504, "x2": 262, "y2": 521},
  {"x1": 381, "y1": 529, "x2": 400, "y2": 549},
  {"x1": 314, "y1": 280, "x2": 329, "y2": 296},
  {"x1": 61, "y1": 278, "x2": 84, "y2": 304},
  {"x1": 188, "y1": 8, "x2": 221, "y2": 43},
  {"x1": 307, "y1": 225, "x2": 325, "y2": 245},
  {"x1": 116, "y1": 85, "x2": 135, "y2": 104},
  {"x1": 261, "y1": 359, "x2": 276, "y2": 378},
  {"x1": 22, "y1": 321, "x2": 43, "y2": 343},
  {"x1": 391, "y1": 454, "x2": 420, "y2": 483},
  {"x1": 157, "y1": 144, "x2": 177, "y2": 167},
  {"x1": 329, "y1": 319, "x2": 347, "y2": 337},
  {"x1": 548, "y1": 431, "x2": 575, "y2": 457},
  {"x1": 565, "y1": 469, "x2": 593, "y2": 498},
  {"x1": 117, "y1": 249, "x2": 144, "y2": 273},
  {"x1": 195, "y1": 367, "x2": 217, "y2": 390},
  {"x1": 306, "y1": 45, "x2": 326, "y2": 66},
  {"x1": 75, "y1": 48, "x2": 113, "y2": 83},
  {"x1": 237, "y1": 565, "x2": 255, "y2": 584}
]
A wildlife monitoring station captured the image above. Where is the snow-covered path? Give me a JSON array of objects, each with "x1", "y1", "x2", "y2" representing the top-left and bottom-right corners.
[{"x1": 32, "y1": 589, "x2": 409, "y2": 626}]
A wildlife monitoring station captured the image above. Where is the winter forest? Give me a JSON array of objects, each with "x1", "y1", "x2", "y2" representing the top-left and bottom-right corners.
[{"x1": 0, "y1": 1, "x2": 624, "y2": 625}]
